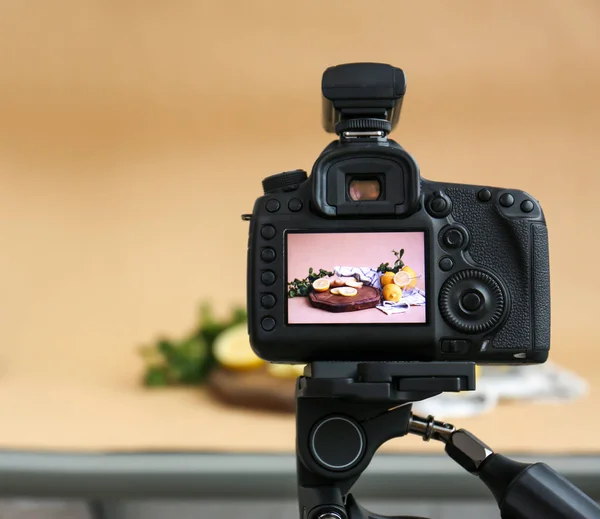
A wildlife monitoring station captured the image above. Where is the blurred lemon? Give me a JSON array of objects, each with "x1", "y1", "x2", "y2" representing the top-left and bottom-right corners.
[
  {"x1": 401, "y1": 266, "x2": 418, "y2": 290},
  {"x1": 338, "y1": 287, "x2": 358, "y2": 297},
  {"x1": 312, "y1": 278, "x2": 330, "y2": 292},
  {"x1": 330, "y1": 287, "x2": 341, "y2": 295},
  {"x1": 213, "y1": 324, "x2": 264, "y2": 371},
  {"x1": 383, "y1": 284, "x2": 403, "y2": 302},
  {"x1": 267, "y1": 363, "x2": 306, "y2": 379}
]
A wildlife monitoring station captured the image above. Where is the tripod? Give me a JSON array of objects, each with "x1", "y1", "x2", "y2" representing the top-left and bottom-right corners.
[{"x1": 296, "y1": 362, "x2": 600, "y2": 519}]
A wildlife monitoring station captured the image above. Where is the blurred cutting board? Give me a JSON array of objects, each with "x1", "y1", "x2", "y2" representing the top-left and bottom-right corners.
[{"x1": 207, "y1": 367, "x2": 296, "y2": 413}]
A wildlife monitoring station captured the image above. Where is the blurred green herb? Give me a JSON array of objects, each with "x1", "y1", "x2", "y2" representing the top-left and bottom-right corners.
[
  {"x1": 139, "y1": 303, "x2": 247, "y2": 387},
  {"x1": 376, "y1": 249, "x2": 405, "y2": 274},
  {"x1": 287, "y1": 267, "x2": 334, "y2": 298}
]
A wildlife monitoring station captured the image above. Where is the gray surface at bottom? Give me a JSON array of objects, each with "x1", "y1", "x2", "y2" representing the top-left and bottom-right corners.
[
  {"x1": 0, "y1": 499, "x2": 92, "y2": 519},
  {"x1": 0, "y1": 452, "x2": 598, "y2": 500}
]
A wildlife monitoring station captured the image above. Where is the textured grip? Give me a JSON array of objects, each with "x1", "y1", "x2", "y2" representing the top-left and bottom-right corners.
[
  {"x1": 532, "y1": 224, "x2": 551, "y2": 350},
  {"x1": 445, "y1": 186, "x2": 534, "y2": 350}
]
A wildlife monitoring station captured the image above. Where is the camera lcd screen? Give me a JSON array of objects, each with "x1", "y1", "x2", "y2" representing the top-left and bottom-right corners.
[{"x1": 286, "y1": 231, "x2": 426, "y2": 324}]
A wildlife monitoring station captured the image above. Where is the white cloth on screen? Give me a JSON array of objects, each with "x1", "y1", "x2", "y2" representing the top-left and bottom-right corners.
[
  {"x1": 375, "y1": 288, "x2": 426, "y2": 315},
  {"x1": 333, "y1": 266, "x2": 382, "y2": 289}
]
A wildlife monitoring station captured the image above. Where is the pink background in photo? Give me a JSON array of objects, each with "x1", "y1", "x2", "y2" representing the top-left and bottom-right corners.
[{"x1": 287, "y1": 232, "x2": 426, "y2": 324}]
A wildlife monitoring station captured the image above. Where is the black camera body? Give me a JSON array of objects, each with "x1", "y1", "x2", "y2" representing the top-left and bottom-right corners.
[{"x1": 246, "y1": 63, "x2": 550, "y2": 365}]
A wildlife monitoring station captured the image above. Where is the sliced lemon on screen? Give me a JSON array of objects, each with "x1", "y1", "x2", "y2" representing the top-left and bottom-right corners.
[
  {"x1": 393, "y1": 270, "x2": 412, "y2": 288},
  {"x1": 312, "y1": 278, "x2": 331, "y2": 292},
  {"x1": 401, "y1": 266, "x2": 418, "y2": 289},
  {"x1": 267, "y1": 363, "x2": 306, "y2": 379},
  {"x1": 338, "y1": 287, "x2": 358, "y2": 297},
  {"x1": 213, "y1": 324, "x2": 265, "y2": 371},
  {"x1": 345, "y1": 280, "x2": 363, "y2": 289},
  {"x1": 331, "y1": 277, "x2": 346, "y2": 288},
  {"x1": 330, "y1": 287, "x2": 342, "y2": 295}
]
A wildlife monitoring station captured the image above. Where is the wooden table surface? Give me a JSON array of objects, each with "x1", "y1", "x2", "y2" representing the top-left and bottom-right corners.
[{"x1": 0, "y1": 327, "x2": 596, "y2": 454}]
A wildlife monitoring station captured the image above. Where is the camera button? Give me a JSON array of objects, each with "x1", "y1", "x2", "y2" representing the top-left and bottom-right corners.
[
  {"x1": 521, "y1": 200, "x2": 534, "y2": 213},
  {"x1": 461, "y1": 291, "x2": 483, "y2": 313},
  {"x1": 261, "y1": 270, "x2": 276, "y2": 286},
  {"x1": 261, "y1": 317, "x2": 276, "y2": 332},
  {"x1": 261, "y1": 294, "x2": 276, "y2": 309},
  {"x1": 441, "y1": 339, "x2": 471, "y2": 354},
  {"x1": 477, "y1": 189, "x2": 492, "y2": 202},
  {"x1": 288, "y1": 198, "x2": 303, "y2": 212},
  {"x1": 261, "y1": 248, "x2": 276, "y2": 263},
  {"x1": 442, "y1": 228, "x2": 464, "y2": 249},
  {"x1": 499, "y1": 193, "x2": 515, "y2": 207},
  {"x1": 261, "y1": 225, "x2": 276, "y2": 240},
  {"x1": 439, "y1": 257, "x2": 454, "y2": 272},
  {"x1": 426, "y1": 192, "x2": 452, "y2": 218},
  {"x1": 431, "y1": 198, "x2": 447, "y2": 212},
  {"x1": 266, "y1": 198, "x2": 281, "y2": 212}
]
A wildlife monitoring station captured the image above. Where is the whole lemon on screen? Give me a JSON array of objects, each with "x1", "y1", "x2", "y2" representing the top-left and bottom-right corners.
[
  {"x1": 380, "y1": 271, "x2": 395, "y2": 286},
  {"x1": 401, "y1": 266, "x2": 418, "y2": 290},
  {"x1": 382, "y1": 284, "x2": 403, "y2": 303}
]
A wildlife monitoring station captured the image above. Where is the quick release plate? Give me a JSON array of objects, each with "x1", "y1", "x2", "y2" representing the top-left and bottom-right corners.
[{"x1": 299, "y1": 362, "x2": 476, "y2": 403}]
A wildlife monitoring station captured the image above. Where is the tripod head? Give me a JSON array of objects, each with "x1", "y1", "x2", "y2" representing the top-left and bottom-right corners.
[{"x1": 296, "y1": 361, "x2": 600, "y2": 519}]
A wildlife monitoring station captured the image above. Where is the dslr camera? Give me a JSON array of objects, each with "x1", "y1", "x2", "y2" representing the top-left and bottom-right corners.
[{"x1": 246, "y1": 63, "x2": 550, "y2": 365}]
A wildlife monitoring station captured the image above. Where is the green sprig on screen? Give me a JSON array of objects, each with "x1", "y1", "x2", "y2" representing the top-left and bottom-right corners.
[
  {"x1": 287, "y1": 267, "x2": 334, "y2": 298},
  {"x1": 139, "y1": 303, "x2": 247, "y2": 387},
  {"x1": 376, "y1": 248, "x2": 405, "y2": 274}
]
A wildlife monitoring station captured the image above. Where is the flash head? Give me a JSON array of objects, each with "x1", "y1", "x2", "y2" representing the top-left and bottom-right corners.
[{"x1": 321, "y1": 63, "x2": 406, "y2": 136}]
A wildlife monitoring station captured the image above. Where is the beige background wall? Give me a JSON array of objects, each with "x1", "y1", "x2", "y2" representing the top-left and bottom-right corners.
[{"x1": 0, "y1": 1, "x2": 598, "y2": 417}]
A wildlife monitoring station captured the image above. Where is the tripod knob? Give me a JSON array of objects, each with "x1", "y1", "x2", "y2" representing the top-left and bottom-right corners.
[{"x1": 310, "y1": 416, "x2": 366, "y2": 471}]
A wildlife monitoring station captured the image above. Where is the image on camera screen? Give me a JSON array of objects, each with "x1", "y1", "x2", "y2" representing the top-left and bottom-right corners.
[{"x1": 286, "y1": 232, "x2": 426, "y2": 324}]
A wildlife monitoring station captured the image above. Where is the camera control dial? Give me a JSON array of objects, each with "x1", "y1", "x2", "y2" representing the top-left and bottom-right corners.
[
  {"x1": 439, "y1": 270, "x2": 507, "y2": 334},
  {"x1": 262, "y1": 169, "x2": 308, "y2": 194}
]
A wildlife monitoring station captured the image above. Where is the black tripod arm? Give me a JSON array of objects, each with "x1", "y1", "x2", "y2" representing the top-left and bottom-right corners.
[
  {"x1": 409, "y1": 414, "x2": 600, "y2": 519},
  {"x1": 478, "y1": 454, "x2": 600, "y2": 519}
]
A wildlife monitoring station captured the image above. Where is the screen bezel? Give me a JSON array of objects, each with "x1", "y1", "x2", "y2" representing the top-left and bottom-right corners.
[{"x1": 284, "y1": 229, "x2": 431, "y2": 327}]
